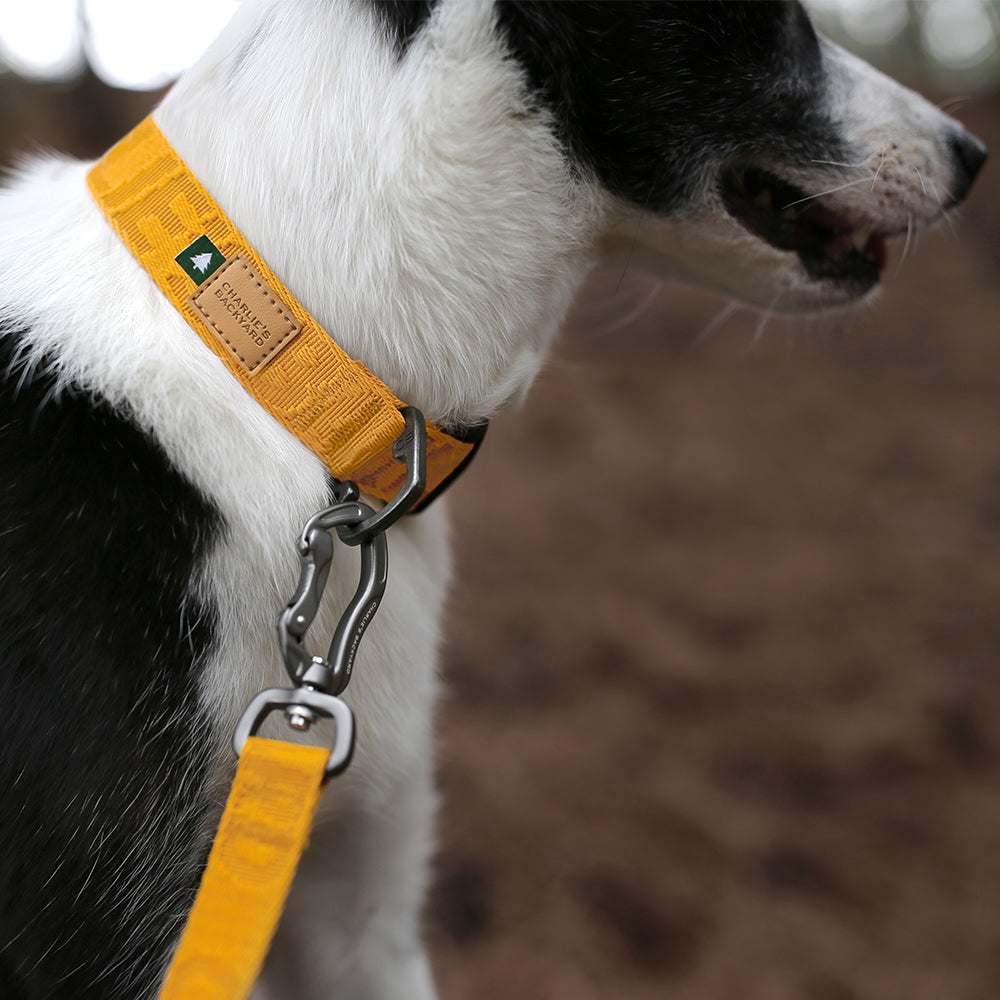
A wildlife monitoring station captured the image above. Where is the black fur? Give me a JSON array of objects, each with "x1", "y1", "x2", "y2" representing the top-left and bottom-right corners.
[
  {"x1": 497, "y1": 0, "x2": 848, "y2": 212},
  {"x1": 0, "y1": 332, "x2": 221, "y2": 999},
  {"x1": 366, "y1": 0, "x2": 438, "y2": 52}
]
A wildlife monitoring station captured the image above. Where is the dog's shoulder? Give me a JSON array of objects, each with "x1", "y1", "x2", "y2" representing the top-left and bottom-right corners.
[
  {"x1": 0, "y1": 160, "x2": 225, "y2": 997},
  {"x1": 0, "y1": 322, "x2": 223, "y2": 996}
]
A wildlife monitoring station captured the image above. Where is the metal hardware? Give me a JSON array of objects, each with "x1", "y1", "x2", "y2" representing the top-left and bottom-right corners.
[
  {"x1": 276, "y1": 500, "x2": 389, "y2": 694},
  {"x1": 233, "y1": 496, "x2": 384, "y2": 781},
  {"x1": 233, "y1": 406, "x2": 432, "y2": 781},
  {"x1": 412, "y1": 418, "x2": 488, "y2": 513},
  {"x1": 334, "y1": 406, "x2": 426, "y2": 546},
  {"x1": 285, "y1": 704, "x2": 318, "y2": 731},
  {"x1": 233, "y1": 686, "x2": 355, "y2": 780}
]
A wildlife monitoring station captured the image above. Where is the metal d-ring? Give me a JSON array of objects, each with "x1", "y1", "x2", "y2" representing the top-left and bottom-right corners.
[
  {"x1": 334, "y1": 406, "x2": 426, "y2": 546},
  {"x1": 233, "y1": 687, "x2": 355, "y2": 780}
]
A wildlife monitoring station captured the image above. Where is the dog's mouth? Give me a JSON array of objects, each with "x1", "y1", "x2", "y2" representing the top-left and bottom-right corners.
[{"x1": 720, "y1": 166, "x2": 888, "y2": 292}]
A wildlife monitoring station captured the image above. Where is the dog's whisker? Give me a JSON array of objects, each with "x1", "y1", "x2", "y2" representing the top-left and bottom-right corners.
[
  {"x1": 691, "y1": 300, "x2": 742, "y2": 352},
  {"x1": 746, "y1": 313, "x2": 771, "y2": 355},
  {"x1": 599, "y1": 279, "x2": 664, "y2": 335},
  {"x1": 920, "y1": 171, "x2": 959, "y2": 239},
  {"x1": 913, "y1": 167, "x2": 958, "y2": 239},
  {"x1": 870, "y1": 152, "x2": 887, "y2": 190},
  {"x1": 616, "y1": 165, "x2": 665, "y2": 291},
  {"x1": 809, "y1": 153, "x2": 878, "y2": 170},
  {"x1": 780, "y1": 175, "x2": 872, "y2": 210},
  {"x1": 896, "y1": 214, "x2": 915, "y2": 275},
  {"x1": 616, "y1": 209, "x2": 646, "y2": 292},
  {"x1": 937, "y1": 95, "x2": 971, "y2": 113},
  {"x1": 743, "y1": 292, "x2": 784, "y2": 356}
]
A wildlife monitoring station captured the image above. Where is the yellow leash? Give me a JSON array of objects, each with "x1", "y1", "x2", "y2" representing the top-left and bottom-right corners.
[
  {"x1": 159, "y1": 738, "x2": 328, "y2": 1000},
  {"x1": 159, "y1": 501, "x2": 366, "y2": 1000},
  {"x1": 86, "y1": 119, "x2": 483, "y2": 998}
]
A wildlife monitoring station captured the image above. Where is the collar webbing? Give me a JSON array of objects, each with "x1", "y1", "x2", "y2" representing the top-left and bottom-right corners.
[{"x1": 87, "y1": 116, "x2": 480, "y2": 507}]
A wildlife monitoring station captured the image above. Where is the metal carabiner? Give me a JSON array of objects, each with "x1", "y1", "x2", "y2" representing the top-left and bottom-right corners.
[
  {"x1": 276, "y1": 498, "x2": 389, "y2": 695},
  {"x1": 234, "y1": 496, "x2": 389, "y2": 780}
]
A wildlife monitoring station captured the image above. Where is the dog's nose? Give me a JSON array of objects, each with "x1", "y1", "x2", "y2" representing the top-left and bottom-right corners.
[{"x1": 947, "y1": 127, "x2": 987, "y2": 205}]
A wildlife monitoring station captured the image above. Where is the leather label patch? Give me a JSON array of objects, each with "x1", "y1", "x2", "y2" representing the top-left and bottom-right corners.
[{"x1": 190, "y1": 254, "x2": 301, "y2": 375}]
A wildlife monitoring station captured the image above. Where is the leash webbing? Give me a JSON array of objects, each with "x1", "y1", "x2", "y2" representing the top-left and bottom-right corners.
[
  {"x1": 86, "y1": 116, "x2": 478, "y2": 506},
  {"x1": 159, "y1": 737, "x2": 328, "y2": 1000}
]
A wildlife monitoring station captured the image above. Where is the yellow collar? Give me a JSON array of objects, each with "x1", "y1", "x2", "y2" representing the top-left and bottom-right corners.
[{"x1": 87, "y1": 116, "x2": 482, "y2": 508}]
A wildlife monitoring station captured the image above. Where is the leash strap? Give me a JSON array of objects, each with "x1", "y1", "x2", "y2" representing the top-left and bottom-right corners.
[
  {"x1": 86, "y1": 116, "x2": 480, "y2": 506},
  {"x1": 159, "y1": 736, "x2": 328, "y2": 1000}
]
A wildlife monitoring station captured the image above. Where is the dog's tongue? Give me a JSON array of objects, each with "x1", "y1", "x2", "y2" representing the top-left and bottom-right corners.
[{"x1": 809, "y1": 201, "x2": 887, "y2": 274}]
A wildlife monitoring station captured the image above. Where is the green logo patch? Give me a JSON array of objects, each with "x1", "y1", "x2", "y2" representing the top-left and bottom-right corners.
[{"x1": 176, "y1": 235, "x2": 226, "y2": 285}]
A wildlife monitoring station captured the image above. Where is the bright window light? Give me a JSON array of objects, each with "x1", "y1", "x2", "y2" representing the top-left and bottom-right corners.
[
  {"x1": 82, "y1": 0, "x2": 240, "y2": 90},
  {"x1": 4, "y1": 0, "x2": 999, "y2": 90},
  {"x1": 837, "y1": 0, "x2": 909, "y2": 47},
  {"x1": 0, "y1": 0, "x2": 83, "y2": 81},
  {"x1": 921, "y1": 0, "x2": 997, "y2": 70}
]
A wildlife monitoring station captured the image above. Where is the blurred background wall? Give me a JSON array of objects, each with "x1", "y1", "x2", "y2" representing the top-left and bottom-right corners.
[{"x1": 2, "y1": 3, "x2": 999, "y2": 998}]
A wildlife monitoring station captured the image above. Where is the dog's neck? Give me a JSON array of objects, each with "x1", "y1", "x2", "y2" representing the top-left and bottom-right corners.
[{"x1": 155, "y1": 0, "x2": 604, "y2": 428}]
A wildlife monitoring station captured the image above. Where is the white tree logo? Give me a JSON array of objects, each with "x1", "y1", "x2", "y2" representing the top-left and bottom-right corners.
[{"x1": 190, "y1": 252, "x2": 214, "y2": 273}]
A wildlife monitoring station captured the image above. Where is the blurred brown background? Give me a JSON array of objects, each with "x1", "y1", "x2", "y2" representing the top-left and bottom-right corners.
[{"x1": 3, "y1": 4, "x2": 1000, "y2": 999}]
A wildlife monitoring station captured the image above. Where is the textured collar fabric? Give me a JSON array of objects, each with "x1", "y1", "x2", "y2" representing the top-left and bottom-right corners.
[{"x1": 87, "y1": 116, "x2": 481, "y2": 507}]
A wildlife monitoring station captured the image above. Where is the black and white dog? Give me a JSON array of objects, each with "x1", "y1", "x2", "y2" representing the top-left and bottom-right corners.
[{"x1": 0, "y1": 1, "x2": 984, "y2": 997}]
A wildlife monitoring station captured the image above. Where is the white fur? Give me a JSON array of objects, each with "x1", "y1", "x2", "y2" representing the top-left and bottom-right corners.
[{"x1": 0, "y1": 1, "x2": 978, "y2": 996}]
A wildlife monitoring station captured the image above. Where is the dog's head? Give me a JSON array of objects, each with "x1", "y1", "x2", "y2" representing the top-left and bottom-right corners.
[
  {"x1": 152, "y1": 1, "x2": 986, "y2": 423},
  {"x1": 497, "y1": 0, "x2": 986, "y2": 312}
]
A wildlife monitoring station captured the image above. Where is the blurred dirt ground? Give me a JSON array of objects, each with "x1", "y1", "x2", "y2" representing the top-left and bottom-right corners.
[
  {"x1": 431, "y1": 98, "x2": 1000, "y2": 1000},
  {"x1": 3, "y1": 71, "x2": 1000, "y2": 1000}
]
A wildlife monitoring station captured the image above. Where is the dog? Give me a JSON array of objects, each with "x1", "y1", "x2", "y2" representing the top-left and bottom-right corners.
[{"x1": 0, "y1": 1, "x2": 984, "y2": 997}]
